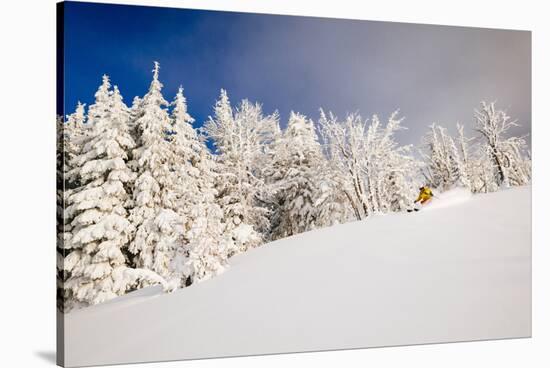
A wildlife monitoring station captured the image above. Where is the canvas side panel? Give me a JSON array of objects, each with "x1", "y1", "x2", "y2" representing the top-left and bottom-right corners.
[{"x1": 56, "y1": 2, "x2": 66, "y2": 367}]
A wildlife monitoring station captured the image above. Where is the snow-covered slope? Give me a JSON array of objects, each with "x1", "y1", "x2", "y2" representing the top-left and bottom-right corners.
[{"x1": 63, "y1": 186, "x2": 531, "y2": 367}]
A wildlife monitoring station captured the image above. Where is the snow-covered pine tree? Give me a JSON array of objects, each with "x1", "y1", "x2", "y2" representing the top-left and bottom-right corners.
[
  {"x1": 128, "y1": 62, "x2": 186, "y2": 288},
  {"x1": 58, "y1": 102, "x2": 91, "y2": 310},
  {"x1": 165, "y1": 86, "x2": 230, "y2": 286},
  {"x1": 128, "y1": 95, "x2": 142, "y2": 141},
  {"x1": 63, "y1": 76, "x2": 166, "y2": 310},
  {"x1": 129, "y1": 65, "x2": 228, "y2": 289},
  {"x1": 474, "y1": 101, "x2": 530, "y2": 188},
  {"x1": 63, "y1": 101, "x2": 88, "y2": 187},
  {"x1": 66, "y1": 100, "x2": 86, "y2": 128},
  {"x1": 266, "y1": 111, "x2": 327, "y2": 239},
  {"x1": 203, "y1": 89, "x2": 278, "y2": 251},
  {"x1": 56, "y1": 114, "x2": 67, "y2": 311}
]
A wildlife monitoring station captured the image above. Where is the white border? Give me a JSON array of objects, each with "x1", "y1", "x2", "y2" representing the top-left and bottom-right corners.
[{"x1": 0, "y1": 0, "x2": 548, "y2": 367}]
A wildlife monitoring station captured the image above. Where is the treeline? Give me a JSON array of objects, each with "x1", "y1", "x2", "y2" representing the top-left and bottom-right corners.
[{"x1": 57, "y1": 62, "x2": 530, "y2": 311}]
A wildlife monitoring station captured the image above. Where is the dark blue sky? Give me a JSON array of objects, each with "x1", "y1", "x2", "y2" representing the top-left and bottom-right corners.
[{"x1": 63, "y1": 1, "x2": 531, "y2": 146}]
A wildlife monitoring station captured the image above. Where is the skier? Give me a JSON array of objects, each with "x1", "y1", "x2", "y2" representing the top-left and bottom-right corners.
[
  {"x1": 414, "y1": 186, "x2": 434, "y2": 205},
  {"x1": 407, "y1": 186, "x2": 434, "y2": 212}
]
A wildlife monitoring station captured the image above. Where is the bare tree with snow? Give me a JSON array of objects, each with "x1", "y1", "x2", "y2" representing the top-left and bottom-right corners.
[
  {"x1": 320, "y1": 109, "x2": 418, "y2": 219},
  {"x1": 474, "y1": 101, "x2": 530, "y2": 188},
  {"x1": 203, "y1": 89, "x2": 279, "y2": 251},
  {"x1": 421, "y1": 124, "x2": 465, "y2": 191},
  {"x1": 454, "y1": 123, "x2": 474, "y2": 190}
]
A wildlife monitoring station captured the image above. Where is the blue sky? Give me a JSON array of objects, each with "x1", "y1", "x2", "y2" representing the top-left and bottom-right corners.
[{"x1": 63, "y1": 1, "x2": 531, "y2": 147}]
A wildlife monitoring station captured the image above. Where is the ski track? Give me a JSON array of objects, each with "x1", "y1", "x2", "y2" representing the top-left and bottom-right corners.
[{"x1": 422, "y1": 187, "x2": 472, "y2": 211}]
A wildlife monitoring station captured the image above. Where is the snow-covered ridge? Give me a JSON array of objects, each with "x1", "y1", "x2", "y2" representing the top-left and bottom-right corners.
[{"x1": 63, "y1": 186, "x2": 531, "y2": 367}]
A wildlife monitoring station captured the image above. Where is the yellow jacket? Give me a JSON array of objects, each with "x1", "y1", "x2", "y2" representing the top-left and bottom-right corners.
[{"x1": 415, "y1": 186, "x2": 433, "y2": 203}]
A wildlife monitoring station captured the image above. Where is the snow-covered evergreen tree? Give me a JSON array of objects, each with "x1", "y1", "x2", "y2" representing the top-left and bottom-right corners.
[
  {"x1": 56, "y1": 115, "x2": 67, "y2": 311},
  {"x1": 266, "y1": 111, "x2": 327, "y2": 239},
  {"x1": 58, "y1": 103, "x2": 88, "y2": 252},
  {"x1": 128, "y1": 62, "x2": 185, "y2": 285},
  {"x1": 474, "y1": 101, "x2": 530, "y2": 188},
  {"x1": 130, "y1": 65, "x2": 228, "y2": 288},
  {"x1": 63, "y1": 76, "x2": 166, "y2": 310},
  {"x1": 62, "y1": 101, "x2": 88, "y2": 186},
  {"x1": 203, "y1": 89, "x2": 279, "y2": 251},
  {"x1": 128, "y1": 95, "x2": 142, "y2": 141},
  {"x1": 165, "y1": 86, "x2": 230, "y2": 286},
  {"x1": 66, "y1": 101, "x2": 86, "y2": 140},
  {"x1": 58, "y1": 103, "x2": 92, "y2": 311}
]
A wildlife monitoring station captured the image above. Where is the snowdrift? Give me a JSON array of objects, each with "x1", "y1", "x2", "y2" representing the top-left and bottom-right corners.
[{"x1": 63, "y1": 186, "x2": 531, "y2": 367}]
